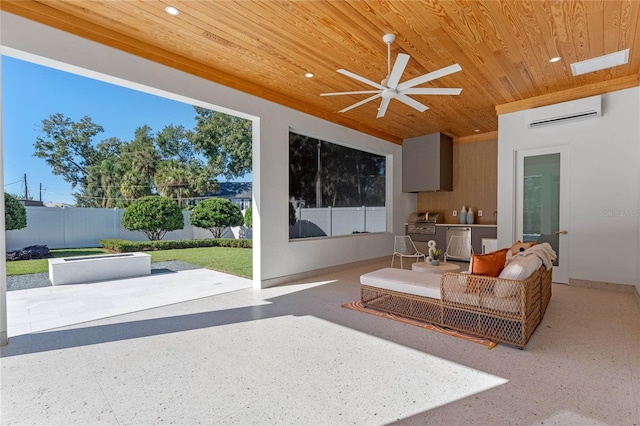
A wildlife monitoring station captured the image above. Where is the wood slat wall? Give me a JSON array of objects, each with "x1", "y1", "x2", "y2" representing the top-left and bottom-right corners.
[{"x1": 417, "y1": 138, "x2": 497, "y2": 225}]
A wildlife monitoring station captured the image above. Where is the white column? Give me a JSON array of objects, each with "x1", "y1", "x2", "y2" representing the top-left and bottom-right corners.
[
  {"x1": 251, "y1": 118, "x2": 261, "y2": 288},
  {"x1": 0, "y1": 51, "x2": 8, "y2": 346}
]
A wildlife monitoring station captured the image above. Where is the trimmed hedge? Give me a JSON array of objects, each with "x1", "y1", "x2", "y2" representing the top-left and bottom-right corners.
[
  {"x1": 189, "y1": 198, "x2": 244, "y2": 238},
  {"x1": 100, "y1": 238, "x2": 252, "y2": 253},
  {"x1": 122, "y1": 195, "x2": 184, "y2": 240}
]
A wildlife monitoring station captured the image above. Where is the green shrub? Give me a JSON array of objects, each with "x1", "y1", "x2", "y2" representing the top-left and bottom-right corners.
[
  {"x1": 122, "y1": 195, "x2": 184, "y2": 240},
  {"x1": 5, "y1": 194, "x2": 27, "y2": 231},
  {"x1": 189, "y1": 198, "x2": 243, "y2": 238},
  {"x1": 100, "y1": 238, "x2": 252, "y2": 252},
  {"x1": 244, "y1": 205, "x2": 253, "y2": 228}
]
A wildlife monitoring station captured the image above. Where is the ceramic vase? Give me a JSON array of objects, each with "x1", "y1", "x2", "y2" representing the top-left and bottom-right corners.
[
  {"x1": 466, "y1": 208, "x2": 475, "y2": 224},
  {"x1": 459, "y1": 206, "x2": 467, "y2": 224}
]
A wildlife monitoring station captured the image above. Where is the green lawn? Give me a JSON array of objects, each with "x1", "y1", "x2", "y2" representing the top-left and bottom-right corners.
[
  {"x1": 149, "y1": 247, "x2": 252, "y2": 278},
  {"x1": 5, "y1": 247, "x2": 252, "y2": 278},
  {"x1": 5, "y1": 248, "x2": 109, "y2": 276}
]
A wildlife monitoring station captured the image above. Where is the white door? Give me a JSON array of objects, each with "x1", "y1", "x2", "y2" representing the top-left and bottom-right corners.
[{"x1": 515, "y1": 146, "x2": 569, "y2": 283}]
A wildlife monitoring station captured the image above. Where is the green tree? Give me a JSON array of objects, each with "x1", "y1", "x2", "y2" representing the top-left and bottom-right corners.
[
  {"x1": 154, "y1": 160, "x2": 192, "y2": 208},
  {"x1": 119, "y1": 126, "x2": 159, "y2": 199},
  {"x1": 121, "y1": 196, "x2": 184, "y2": 240},
  {"x1": 155, "y1": 160, "x2": 218, "y2": 209},
  {"x1": 189, "y1": 198, "x2": 243, "y2": 238},
  {"x1": 34, "y1": 114, "x2": 125, "y2": 207},
  {"x1": 244, "y1": 204, "x2": 253, "y2": 228},
  {"x1": 154, "y1": 124, "x2": 220, "y2": 208},
  {"x1": 190, "y1": 107, "x2": 252, "y2": 180},
  {"x1": 80, "y1": 137, "x2": 126, "y2": 208},
  {"x1": 185, "y1": 160, "x2": 220, "y2": 199},
  {"x1": 34, "y1": 113, "x2": 104, "y2": 189},
  {"x1": 289, "y1": 133, "x2": 320, "y2": 207},
  {"x1": 4, "y1": 194, "x2": 27, "y2": 231},
  {"x1": 98, "y1": 157, "x2": 126, "y2": 208},
  {"x1": 289, "y1": 133, "x2": 385, "y2": 208},
  {"x1": 156, "y1": 124, "x2": 194, "y2": 163}
]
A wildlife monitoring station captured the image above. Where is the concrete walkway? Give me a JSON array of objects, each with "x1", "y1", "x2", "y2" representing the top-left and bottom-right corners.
[{"x1": 6, "y1": 268, "x2": 253, "y2": 337}]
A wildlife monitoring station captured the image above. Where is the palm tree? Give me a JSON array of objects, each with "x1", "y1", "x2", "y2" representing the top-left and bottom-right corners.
[
  {"x1": 155, "y1": 160, "x2": 190, "y2": 208},
  {"x1": 99, "y1": 158, "x2": 124, "y2": 208}
]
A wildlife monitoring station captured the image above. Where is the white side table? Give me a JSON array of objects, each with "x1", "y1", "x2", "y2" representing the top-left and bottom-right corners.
[{"x1": 412, "y1": 262, "x2": 461, "y2": 274}]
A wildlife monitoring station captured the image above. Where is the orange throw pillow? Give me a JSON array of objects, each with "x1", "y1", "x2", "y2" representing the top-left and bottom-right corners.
[{"x1": 471, "y1": 248, "x2": 509, "y2": 277}]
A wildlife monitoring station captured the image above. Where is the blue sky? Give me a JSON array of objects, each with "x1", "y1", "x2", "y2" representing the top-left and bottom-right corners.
[{"x1": 2, "y1": 56, "x2": 250, "y2": 205}]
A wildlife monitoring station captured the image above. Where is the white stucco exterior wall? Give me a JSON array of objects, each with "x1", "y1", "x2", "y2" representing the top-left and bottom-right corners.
[
  {"x1": 0, "y1": 50, "x2": 7, "y2": 346},
  {"x1": 0, "y1": 12, "x2": 415, "y2": 292},
  {"x1": 498, "y1": 87, "x2": 640, "y2": 289}
]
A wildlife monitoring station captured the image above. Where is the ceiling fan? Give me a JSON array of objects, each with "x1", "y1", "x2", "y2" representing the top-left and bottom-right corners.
[{"x1": 321, "y1": 34, "x2": 462, "y2": 118}]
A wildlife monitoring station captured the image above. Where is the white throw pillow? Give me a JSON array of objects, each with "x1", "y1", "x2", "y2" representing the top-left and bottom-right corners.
[{"x1": 498, "y1": 261, "x2": 526, "y2": 280}]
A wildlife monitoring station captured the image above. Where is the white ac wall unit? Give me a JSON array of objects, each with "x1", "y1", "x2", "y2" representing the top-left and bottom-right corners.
[{"x1": 528, "y1": 95, "x2": 602, "y2": 128}]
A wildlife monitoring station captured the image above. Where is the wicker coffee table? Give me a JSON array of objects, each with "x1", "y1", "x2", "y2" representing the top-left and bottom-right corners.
[{"x1": 411, "y1": 262, "x2": 461, "y2": 274}]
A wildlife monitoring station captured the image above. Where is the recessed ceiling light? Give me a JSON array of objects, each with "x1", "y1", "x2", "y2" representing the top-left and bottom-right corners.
[
  {"x1": 305, "y1": 73, "x2": 314, "y2": 78},
  {"x1": 474, "y1": 129, "x2": 480, "y2": 132},
  {"x1": 164, "y1": 6, "x2": 179, "y2": 16},
  {"x1": 549, "y1": 56, "x2": 561, "y2": 63},
  {"x1": 571, "y1": 49, "x2": 629, "y2": 76}
]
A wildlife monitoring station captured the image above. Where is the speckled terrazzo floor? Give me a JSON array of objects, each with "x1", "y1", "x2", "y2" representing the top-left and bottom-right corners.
[{"x1": 1, "y1": 259, "x2": 639, "y2": 425}]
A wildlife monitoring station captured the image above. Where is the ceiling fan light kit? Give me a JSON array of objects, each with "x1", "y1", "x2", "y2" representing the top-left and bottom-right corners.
[{"x1": 321, "y1": 33, "x2": 462, "y2": 118}]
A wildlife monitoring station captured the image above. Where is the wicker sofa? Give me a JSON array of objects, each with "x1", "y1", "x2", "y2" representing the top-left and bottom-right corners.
[{"x1": 360, "y1": 266, "x2": 552, "y2": 348}]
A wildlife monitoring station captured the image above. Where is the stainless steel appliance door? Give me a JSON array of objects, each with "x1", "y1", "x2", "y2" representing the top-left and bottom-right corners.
[{"x1": 445, "y1": 227, "x2": 472, "y2": 261}]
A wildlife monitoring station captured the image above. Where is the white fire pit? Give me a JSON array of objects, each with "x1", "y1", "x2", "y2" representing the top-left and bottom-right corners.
[{"x1": 48, "y1": 252, "x2": 151, "y2": 285}]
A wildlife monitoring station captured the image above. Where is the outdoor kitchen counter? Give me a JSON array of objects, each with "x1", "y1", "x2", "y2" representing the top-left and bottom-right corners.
[
  {"x1": 411, "y1": 224, "x2": 497, "y2": 257},
  {"x1": 435, "y1": 223, "x2": 497, "y2": 227}
]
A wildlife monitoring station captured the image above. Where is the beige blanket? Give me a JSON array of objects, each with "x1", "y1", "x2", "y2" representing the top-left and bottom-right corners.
[{"x1": 512, "y1": 242, "x2": 557, "y2": 269}]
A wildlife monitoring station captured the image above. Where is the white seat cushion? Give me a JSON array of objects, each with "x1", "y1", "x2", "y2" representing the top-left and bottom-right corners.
[{"x1": 360, "y1": 268, "x2": 441, "y2": 300}]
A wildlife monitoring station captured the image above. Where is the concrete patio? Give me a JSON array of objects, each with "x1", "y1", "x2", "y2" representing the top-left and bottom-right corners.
[
  {"x1": 1, "y1": 260, "x2": 639, "y2": 425},
  {"x1": 6, "y1": 267, "x2": 253, "y2": 337}
]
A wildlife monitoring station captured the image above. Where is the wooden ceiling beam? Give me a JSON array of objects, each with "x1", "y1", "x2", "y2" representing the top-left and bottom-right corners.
[
  {"x1": 453, "y1": 131, "x2": 498, "y2": 144},
  {"x1": 495, "y1": 74, "x2": 639, "y2": 115}
]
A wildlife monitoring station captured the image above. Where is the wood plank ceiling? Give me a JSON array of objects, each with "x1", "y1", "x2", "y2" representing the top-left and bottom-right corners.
[{"x1": 1, "y1": 1, "x2": 639, "y2": 144}]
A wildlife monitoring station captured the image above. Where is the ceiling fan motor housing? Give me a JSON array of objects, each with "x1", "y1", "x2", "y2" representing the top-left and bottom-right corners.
[{"x1": 381, "y1": 89, "x2": 397, "y2": 99}]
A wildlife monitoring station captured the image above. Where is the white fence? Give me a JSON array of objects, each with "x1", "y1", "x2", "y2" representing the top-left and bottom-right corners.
[
  {"x1": 290, "y1": 206, "x2": 385, "y2": 239},
  {"x1": 5, "y1": 207, "x2": 251, "y2": 251}
]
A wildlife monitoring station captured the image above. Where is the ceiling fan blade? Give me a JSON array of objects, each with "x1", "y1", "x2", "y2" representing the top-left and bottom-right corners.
[
  {"x1": 397, "y1": 64, "x2": 462, "y2": 91},
  {"x1": 321, "y1": 90, "x2": 382, "y2": 97},
  {"x1": 339, "y1": 93, "x2": 382, "y2": 113},
  {"x1": 386, "y1": 53, "x2": 410, "y2": 89},
  {"x1": 376, "y1": 98, "x2": 391, "y2": 118},
  {"x1": 337, "y1": 69, "x2": 386, "y2": 90},
  {"x1": 401, "y1": 88, "x2": 462, "y2": 95},
  {"x1": 396, "y1": 94, "x2": 429, "y2": 113}
]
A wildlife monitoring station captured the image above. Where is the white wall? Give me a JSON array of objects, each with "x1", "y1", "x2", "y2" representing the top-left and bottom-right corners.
[
  {"x1": 498, "y1": 88, "x2": 640, "y2": 289},
  {"x1": 0, "y1": 12, "x2": 415, "y2": 288},
  {"x1": 0, "y1": 50, "x2": 8, "y2": 345}
]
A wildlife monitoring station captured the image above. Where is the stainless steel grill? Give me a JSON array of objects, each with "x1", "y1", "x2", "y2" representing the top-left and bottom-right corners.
[{"x1": 407, "y1": 212, "x2": 439, "y2": 235}]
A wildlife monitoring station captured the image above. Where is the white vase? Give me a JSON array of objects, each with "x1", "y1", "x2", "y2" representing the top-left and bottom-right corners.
[
  {"x1": 467, "y1": 208, "x2": 475, "y2": 224},
  {"x1": 459, "y1": 206, "x2": 467, "y2": 224}
]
